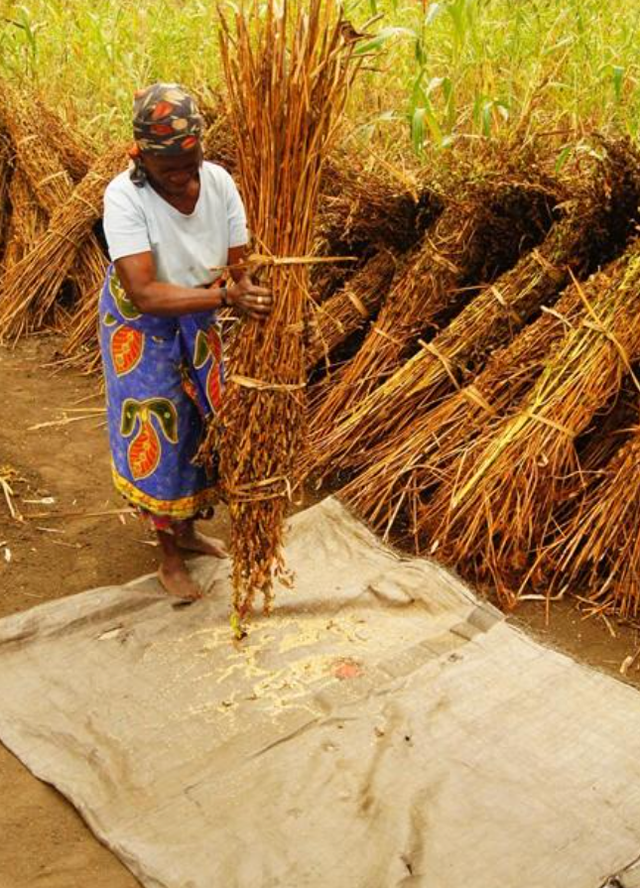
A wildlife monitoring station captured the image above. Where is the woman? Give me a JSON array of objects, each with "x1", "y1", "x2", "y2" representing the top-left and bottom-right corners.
[{"x1": 100, "y1": 83, "x2": 270, "y2": 600}]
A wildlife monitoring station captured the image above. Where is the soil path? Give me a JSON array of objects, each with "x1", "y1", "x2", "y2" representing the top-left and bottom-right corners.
[{"x1": 0, "y1": 338, "x2": 638, "y2": 887}]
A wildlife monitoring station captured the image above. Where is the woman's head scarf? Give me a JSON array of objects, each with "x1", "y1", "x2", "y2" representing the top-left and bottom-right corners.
[{"x1": 129, "y1": 83, "x2": 204, "y2": 187}]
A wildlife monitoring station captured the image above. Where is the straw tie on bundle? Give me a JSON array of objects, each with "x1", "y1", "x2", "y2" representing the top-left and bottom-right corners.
[
  {"x1": 215, "y1": 0, "x2": 364, "y2": 629},
  {"x1": 307, "y1": 249, "x2": 399, "y2": 368}
]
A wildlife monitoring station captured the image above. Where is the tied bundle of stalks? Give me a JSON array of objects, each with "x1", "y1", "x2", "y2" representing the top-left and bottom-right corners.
[
  {"x1": 0, "y1": 132, "x2": 13, "y2": 262},
  {"x1": 549, "y1": 416, "x2": 640, "y2": 619},
  {"x1": 427, "y1": 245, "x2": 640, "y2": 605},
  {"x1": 339, "y1": 275, "x2": 590, "y2": 544},
  {"x1": 316, "y1": 151, "x2": 436, "y2": 257},
  {"x1": 201, "y1": 105, "x2": 238, "y2": 173},
  {"x1": 216, "y1": 0, "x2": 363, "y2": 625},
  {"x1": 307, "y1": 248, "x2": 398, "y2": 368},
  {"x1": 574, "y1": 374, "x2": 640, "y2": 475},
  {"x1": 0, "y1": 143, "x2": 125, "y2": 341},
  {"x1": 0, "y1": 84, "x2": 76, "y2": 218},
  {"x1": 306, "y1": 148, "x2": 559, "y2": 480},
  {"x1": 309, "y1": 147, "x2": 440, "y2": 306},
  {"x1": 321, "y1": 137, "x2": 640, "y2": 498},
  {"x1": 59, "y1": 244, "x2": 110, "y2": 371},
  {"x1": 2, "y1": 168, "x2": 48, "y2": 274},
  {"x1": 32, "y1": 95, "x2": 96, "y2": 183}
]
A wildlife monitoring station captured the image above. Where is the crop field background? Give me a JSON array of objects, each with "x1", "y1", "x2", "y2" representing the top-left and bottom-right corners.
[
  {"x1": 4, "y1": 0, "x2": 640, "y2": 619},
  {"x1": 2, "y1": 0, "x2": 640, "y2": 160}
]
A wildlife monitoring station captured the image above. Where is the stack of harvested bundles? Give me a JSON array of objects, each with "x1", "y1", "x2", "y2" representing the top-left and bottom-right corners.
[
  {"x1": 424, "y1": 243, "x2": 640, "y2": 605},
  {"x1": 57, "y1": 145, "x2": 128, "y2": 368},
  {"x1": 307, "y1": 248, "x2": 399, "y2": 368},
  {"x1": 217, "y1": 0, "x2": 362, "y2": 626},
  {"x1": 306, "y1": 148, "x2": 559, "y2": 480},
  {"x1": 550, "y1": 417, "x2": 640, "y2": 619},
  {"x1": 59, "y1": 241, "x2": 114, "y2": 372},
  {"x1": 340, "y1": 276, "x2": 590, "y2": 544},
  {"x1": 0, "y1": 142, "x2": 125, "y2": 342},
  {"x1": 327, "y1": 138, "x2": 640, "y2": 508},
  {"x1": 0, "y1": 87, "x2": 93, "y2": 274}
]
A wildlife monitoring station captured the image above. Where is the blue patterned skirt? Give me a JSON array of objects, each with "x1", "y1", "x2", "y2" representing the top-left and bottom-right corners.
[{"x1": 99, "y1": 265, "x2": 224, "y2": 523}]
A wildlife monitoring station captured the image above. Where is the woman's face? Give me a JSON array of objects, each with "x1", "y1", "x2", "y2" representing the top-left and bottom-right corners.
[{"x1": 140, "y1": 144, "x2": 202, "y2": 197}]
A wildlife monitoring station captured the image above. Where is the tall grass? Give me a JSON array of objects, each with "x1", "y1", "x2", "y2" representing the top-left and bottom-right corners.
[{"x1": 1, "y1": 0, "x2": 640, "y2": 158}]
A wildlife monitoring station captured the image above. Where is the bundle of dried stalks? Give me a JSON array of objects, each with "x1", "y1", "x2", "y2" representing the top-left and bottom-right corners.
[
  {"x1": 2, "y1": 168, "x2": 48, "y2": 274},
  {"x1": 0, "y1": 85, "x2": 76, "y2": 218},
  {"x1": 58, "y1": 244, "x2": 109, "y2": 371},
  {"x1": 339, "y1": 276, "x2": 589, "y2": 544},
  {"x1": 316, "y1": 151, "x2": 436, "y2": 256},
  {"x1": 306, "y1": 151, "x2": 559, "y2": 479},
  {"x1": 216, "y1": 0, "x2": 362, "y2": 624},
  {"x1": 309, "y1": 158, "x2": 438, "y2": 307},
  {"x1": 201, "y1": 105, "x2": 238, "y2": 173},
  {"x1": 32, "y1": 95, "x2": 96, "y2": 182},
  {"x1": 316, "y1": 137, "x2": 640, "y2": 492},
  {"x1": 200, "y1": 98, "x2": 422, "y2": 308},
  {"x1": 426, "y1": 245, "x2": 640, "y2": 605},
  {"x1": 307, "y1": 248, "x2": 398, "y2": 368},
  {"x1": 0, "y1": 132, "x2": 14, "y2": 262},
  {"x1": 0, "y1": 144, "x2": 125, "y2": 340},
  {"x1": 574, "y1": 374, "x2": 640, "y2": 475},
  {"x1": 550, "y1": 418, "x2": 640, "y2": 619}
]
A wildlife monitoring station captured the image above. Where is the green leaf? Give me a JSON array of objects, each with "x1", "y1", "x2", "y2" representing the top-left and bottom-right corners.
[
  {"x1": 120, "y1": 398, "x2": 140, "y2": 438},
  {"x1": 423, "y1": 101, "x2": 444, "y2": 144},
  {"x1": 554, "y1": 145, "x2": 572, "y2": 175},
  {"x1": 147, "y1": 398, "x2": 178, "y2": 443},
  {"x1": 425, "y1": 2, "x2": 442, "y2": 26},
  {"x1": 411, "y1": 106, "x2": 426, "y2": 154},
  {"x1": 354, "y1": 25, "x2": 416, "y2": 56},
  {"x1": 193, "y1": 329, "x2": 210, "y2": 369},
  {"x1": 612, "y1": 65, "x2": 625, "y2": 103}
]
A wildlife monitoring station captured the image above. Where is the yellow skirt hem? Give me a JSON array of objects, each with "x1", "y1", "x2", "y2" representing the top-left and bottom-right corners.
[{"x1": 112, "y1": 466, "x2": 219, "y2": 520}]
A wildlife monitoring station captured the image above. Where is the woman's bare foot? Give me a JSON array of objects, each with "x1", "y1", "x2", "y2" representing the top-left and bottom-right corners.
[
  {"x1": 176, "y1": 527, "x2": 228, "y2": 558},
  {"x1": 158, "y1": 559, "x2": 203, "y2": 600}
]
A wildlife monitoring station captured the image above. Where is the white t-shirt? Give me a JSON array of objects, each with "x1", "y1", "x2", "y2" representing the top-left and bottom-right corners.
[{"x1": 103, "y1": 162, "x2": 248, "y2": 288}]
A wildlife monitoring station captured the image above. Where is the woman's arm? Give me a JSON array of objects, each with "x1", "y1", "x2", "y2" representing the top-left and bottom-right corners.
[{"x1": 115, "y1": 249, "x2": 271, "y2": 318}]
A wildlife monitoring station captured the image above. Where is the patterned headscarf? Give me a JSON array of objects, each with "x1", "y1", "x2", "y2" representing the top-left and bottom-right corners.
[{"x1": 129, "y1": 83, "x2": 204, "y2": 187}]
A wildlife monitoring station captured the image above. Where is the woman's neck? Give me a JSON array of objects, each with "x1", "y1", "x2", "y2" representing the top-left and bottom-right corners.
[{"x1": 150, "y1": 174, "x2": 200, "y2": 215}]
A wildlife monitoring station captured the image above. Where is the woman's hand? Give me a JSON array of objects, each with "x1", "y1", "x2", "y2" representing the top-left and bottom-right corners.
[{"x1": 226, "y1": 274, "x2": 272, "y2": 320}]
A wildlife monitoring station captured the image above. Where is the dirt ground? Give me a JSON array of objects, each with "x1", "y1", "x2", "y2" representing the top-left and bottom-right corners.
[{"x1": 1, "y1": 337, "x2": 640, "y2": 888}]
